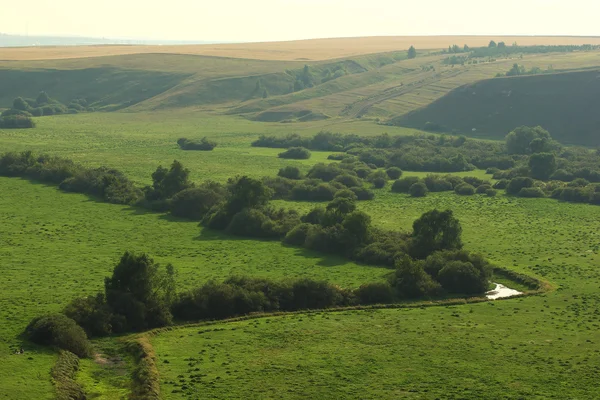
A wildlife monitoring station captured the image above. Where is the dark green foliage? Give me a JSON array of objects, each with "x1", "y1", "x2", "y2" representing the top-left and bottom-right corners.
[
  {"x1": 485, "y1": 188, "x2": 497, "y2": 197},
  {"x1": 170, "y1": 185, "x2": 226, "y2": 220},
  {"x1": 64, "y1": 294, "x2": 113, "y2": 337},
  {"x1": 0, "y1": 115, "x2": 35, "y2": 129},
  {"x1": 550, "y1": 169, "x2": 574, "y2": 182},
  {"x1": 177, "y1": 137, "x2": 217, "y2": 151},
  {"x1": 476, "y1": 184, "x2": 492, "y2": 194},
  {"x1": 518, "y1": 187, "x2": 545, "y2": 198},
  {"x1": 104, "y1": 252, "x2": 175, "y2": 332},
  {"x1": 278, "y1": 166, "x2": 303, "y2": 180},
  {"x1": 372, "y1": 177, "x2": 386, "y2": 188},
  {"x1": 407, "y1": 46, "x2": 417, "y2": 59},
  {"x1": 423, "y1": 175, "x2": 454, "y2": 192},
  {"x1": 506, "y1": 177, "x2": 534, "y2": 195},
  {"x1": 333, "y1": 173, "x2": 361, "y2": 188},
  {"x1": 25, "y1": 314, "x2": 92, "y2": 357},
  {"x1": 391, "y1": 177, "x2": 421, "y2": 193},
  {"x1": 411, "y1": 209, "x2": 463, "y2": 259},
  {"x1": 278, "y1": 147, "x2": 311, "y2": 159},
  {"x1": 355, "y1": 282, "x2": 394, "y2": 305},
  {"x1": 334, "y1": 188, "x2": 358, "y2": 201},
  {"x1": 291, "y1": 182, "x2": 337, "y2": 201},
  {"x1": 506, "y1": 126, "x2": 558, "y2": 155},
  {"x1": 227, "y1": 208, "x2": 273, "y2": 238},
  {"x1": 386, "y1": 167, "x2": 403, "y2": 179},
  {"x1": 172, "y1": 276, "x2": 350, "y2": 321},
  {"x1": 454, "y1": 183, "x2": 475, "y2": 195},
  {"x1": 350, "y1": 186, "x2": 375, "y2": 200},
  {"x1": 409, "y1": 182, "x2": 428, "y2": 197},
  {"x1": 145, "y1": 160, "x2": 192, "y2": 202},
  {"x1": 529, "y1": 153, "x2": 557, "y2": 180},
  {"x1": 388, "y1": 256, "x2": 440, "y2": 298},
  {"x1": 307, "y1": 163, "x2": 345, "y2": 181},
  {"x1": 493, "y1": 179, "x2": 509, "y2": 189}
]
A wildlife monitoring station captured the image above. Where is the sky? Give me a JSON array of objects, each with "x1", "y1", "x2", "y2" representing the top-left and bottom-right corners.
[{"x1": 1, "y1": 0, "x2": 599, "y2": 42}]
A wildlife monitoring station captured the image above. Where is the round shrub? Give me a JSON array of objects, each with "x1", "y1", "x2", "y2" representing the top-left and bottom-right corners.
[
  {"x1": 227, "y1": 209, "x2": 270, "y2": 237},
  {"x1": 284, "y1": 223, "x2": 314, "y2": 246},
  {"x1": 334, "y1": 189, "x2": 358, "y2": 201},
  {"x1": 438, "y1": 261, "x2": 487, "y2": 294},
  {"x1": 26, "y1": 314, "x2": 91, "y2": 357},
  {"x1": 355, "y1": 282, "x2": 394, "y2": 304},
  {"x1": 372, "y1": 177, "x2": 386, "y2": 189},
  {"x1": 278, "y1": 147, "x2": 311, "y2": 160},
  {"x1": 424, "y1": 175, "x2": 454, "y2": 192},
  {"x1": 278, "y1": 166, "x2": 303, "y2": 180},
  {"x1": 409, "y1": 182, "x2": 428, "y2": 197},
  {"x1": 455, "y1": 183, "x2": 475, "y2": 195},
  {"x1": 550, "y1": 169, "x2": 574, "y2": 182},
  {"x1": 485, "y1": 167, "x2": 500, "y2": 175},
  {"x1": 350, "y1": 186, "x2": 375, "y2": 200},
  {"x1": 353, "y1": 167, "x2": 371, "y2": 179},
  {"x1": 391, "y1": 177, "x2": 421, "y2": 193},
  {"x1": 386, "y1": 167, "x2": 403, "y2": 180},
  {"x1": 506, "y1": 177, "x2": 534, "y2": 195},
  {"x1": 476, "y1": 184, "x2": 492, "y2": 194},
  {"x1": 518, "y1": 187, "x2": 545, "y2": 198},
  {"x1": 493, "y1": 179, "x2": 509, "y2": 190},
  {"x1": 170, "y1": 187, "x2": 224, "y2": 220},
  {"x1": 485, "y1": 188, "x2": 497, "y2": 197},
  {"x1": 333, "y1": 174, "x2": 361, "y2": 188}
]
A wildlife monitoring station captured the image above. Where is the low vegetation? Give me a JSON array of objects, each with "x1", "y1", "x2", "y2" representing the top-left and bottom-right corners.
[{"x1": 177, "y1": 137, "x2": 217, "y2": 151}]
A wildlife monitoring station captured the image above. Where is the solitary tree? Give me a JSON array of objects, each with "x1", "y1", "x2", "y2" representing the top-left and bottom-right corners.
[{"x1": 407, "y1": 46, "x2": 417, "y2": 59}]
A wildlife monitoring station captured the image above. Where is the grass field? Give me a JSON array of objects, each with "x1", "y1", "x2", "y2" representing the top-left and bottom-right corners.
[
  {"x1": 0, "y1": 176, "x2": 389, "y2": 399},
  {"x1": 2, "y1": 37, "x2": 600, "y2": 399}
]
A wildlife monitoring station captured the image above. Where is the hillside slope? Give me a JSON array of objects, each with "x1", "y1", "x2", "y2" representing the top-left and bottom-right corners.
[{"x1": 392, "y1": 69, "x2": 600, "y2": 146}]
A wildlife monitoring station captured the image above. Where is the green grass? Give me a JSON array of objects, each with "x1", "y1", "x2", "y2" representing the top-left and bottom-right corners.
[
  {"x1": 152, "y1": 189, "x2": 600, "y2": 399},
  {"x1": 0, "y1": 177, "x2": 388, "y2": 399},
  {"x1": 0, "y1": 111, "x2": 424, "y2": 184}
]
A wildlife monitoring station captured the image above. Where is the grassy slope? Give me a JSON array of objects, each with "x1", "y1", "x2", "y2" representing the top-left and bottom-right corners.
[
  {"x1": 394, "y1": 68, "x2": 600, "y2": 146},
  {"x1": 153, "y1": 190, "x2": 600, "y2": 399},
  {"x1": 0, "y1": 112, "x2": 425, "y2": 185},
  {"x1": 0, "y1": 177, "x2": 388, "y2": 399}
]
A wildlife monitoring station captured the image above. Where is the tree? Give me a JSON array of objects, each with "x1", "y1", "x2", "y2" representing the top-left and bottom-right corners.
[
  {"x1": 36, "y1": 91, "x2": 50, "y2": 106},
  {"x1": 488, "y1": 40, "x2": 497, "y2": 48},
  {"x1": 505, "y1": 126, "x2": 555, "y2": 155},
  {"x1": 148, "y1": 160, "x2": 192, "y2": 200},
  {"x1": 226, "y1": 176, "x2": 272, "y2": 215},
  {"x1": 411, "y1": 209, "x2": 463, "y2": 259},
  {"x1": 341, "y1": 211, "x2": 371, "y2": 248},
  {"x1": 497, "y1": 41, "x2": 506, "y2": 49},
  {"x1": 104, "y1": 252, "x2": 175, "y2": 332},
  {"x1": 388, "y1": 255, "x2": 440, "y2": 298},
  {"x1": 12, "y1": 97, "x2": 30, "y2": 111},
  {"x1": 170, "y1": 187, "x2": 225, "y2": 220},
  {"x1": 528, "y1": 153, "x2": 557, "y2": 180},
  {"x1": 407, "y1": 46, "x2": 417, "y2": 59},
  {"x1": 463, "y1": 44, "x2": 470, "y2": 52}
]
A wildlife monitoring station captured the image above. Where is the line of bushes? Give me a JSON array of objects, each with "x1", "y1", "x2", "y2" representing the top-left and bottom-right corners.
[
  {"x1": 4, "y1": 91, "x2": 93, "y2": 117},
  {"x1": 51, "y1": 350, "x2": 86, "y2": 400},
  {"x1": 126, "y1": 337, "x2": 160, "y2": 400},
  {"x1": 391, "y1": 174, "x2": 495, "y2": 198}
]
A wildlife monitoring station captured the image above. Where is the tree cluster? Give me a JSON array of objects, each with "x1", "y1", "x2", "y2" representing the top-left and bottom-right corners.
[
  {"x1": 4, "y1": 91, "x2": 92, "y2": 117},
  {"x1": 177, "y1": 137, "x2": 217, "y2": 151}
]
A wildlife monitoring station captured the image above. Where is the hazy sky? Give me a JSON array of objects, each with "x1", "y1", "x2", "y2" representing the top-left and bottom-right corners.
[{"x1": 1, "y1": 0, "x2": 599, "y2": 42}]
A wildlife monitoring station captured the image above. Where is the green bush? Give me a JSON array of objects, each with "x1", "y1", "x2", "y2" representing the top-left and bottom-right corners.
[
  {"x1": 391, "y1": 177, "x2": 421, "y2": 193},
  {"x1": 278, "y1": 166, "x2": 303, "y2": 180},
  {"x1": 177, "y1": 137, "x2": 217, "y2": 151},
  {"x1": 506, "y1": 177, "x2": 534, "y2": 195},
  {"x1": 476, "y1": 184, "x2": 492, "y2": 194},
  {"x1": 454, "y1": 183, "x2": 475, "y2": 195},
  {"x1": 278, "y1": 147, "x2": 311, "y2": 159},
  {"x1": 170, "y1": 187, "x2": 225, "y2": 220},
  {"x1": 485, "y1": 188, "x2": 497, "y2": 197},
  {"x1": 25, "y1": 314, "x2": 92, "y2": 357},
  {"x1": 386, "y1": 167, "x2": 403, "y2": 179},
  {"x1": 409, "y1": 182, "x2": 428, "y2": 197}
]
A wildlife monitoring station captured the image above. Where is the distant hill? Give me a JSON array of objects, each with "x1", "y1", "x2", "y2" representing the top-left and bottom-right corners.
[
  {"x1": 391, "y1": 69, "x2": 600, "y2": 146},
  {"x1": 0, "y1": 33, "x2": 223, "y2": 47}
]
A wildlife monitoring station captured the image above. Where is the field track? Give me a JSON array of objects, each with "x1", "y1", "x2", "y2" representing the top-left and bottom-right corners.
[{"x1": 2, "y1": 35, "x2": 600, "y2": 61}]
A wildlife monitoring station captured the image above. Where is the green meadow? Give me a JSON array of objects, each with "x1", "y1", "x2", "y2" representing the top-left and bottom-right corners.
[{"x1": 1, "y1": 43, "x2": 600, "y2": 399}]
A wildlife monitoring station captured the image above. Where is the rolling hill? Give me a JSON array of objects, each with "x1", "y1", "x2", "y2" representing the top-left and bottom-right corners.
[{"x1": 392, "y1": 69, "x2": 600, "y2": 146}]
